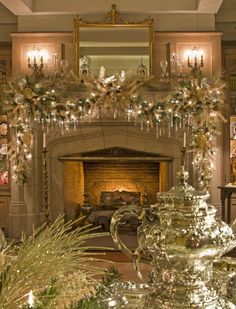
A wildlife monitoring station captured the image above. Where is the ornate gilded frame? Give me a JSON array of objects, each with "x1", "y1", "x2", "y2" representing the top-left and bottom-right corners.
[{"x1": 74, "y1": 4, "x2": 153, "y2": 77}]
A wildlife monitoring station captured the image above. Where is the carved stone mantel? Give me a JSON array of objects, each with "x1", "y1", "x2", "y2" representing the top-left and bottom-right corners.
[
  {"x1": 7, "y1": 118, "x2": 222, "y2": 238},
  {"x1": 47, "y1": 123, "x2": 181, "y2": 221}
]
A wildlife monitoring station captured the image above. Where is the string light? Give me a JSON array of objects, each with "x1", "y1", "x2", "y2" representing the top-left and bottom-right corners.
[
  {"x1": 3, "y1": 61, "x2": 226, "y2": 189},
  {"x1": 27, "y1": 290, "x2": 34, "y2": 308}
]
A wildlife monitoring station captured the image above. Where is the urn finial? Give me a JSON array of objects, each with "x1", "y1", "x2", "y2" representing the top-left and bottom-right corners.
[{"x1": 177, "y1": 165, "x2": 189, "y2": 185}]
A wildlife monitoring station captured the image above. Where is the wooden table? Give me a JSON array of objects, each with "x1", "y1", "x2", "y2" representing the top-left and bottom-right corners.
[{"x1": 218, "y1": 185, "x2": 236, "y2": 223}]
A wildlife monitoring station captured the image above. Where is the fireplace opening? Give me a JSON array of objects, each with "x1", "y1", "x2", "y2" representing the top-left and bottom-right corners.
[{"x1": 62, "y1": 147, "x2": 172, "y2": 222}]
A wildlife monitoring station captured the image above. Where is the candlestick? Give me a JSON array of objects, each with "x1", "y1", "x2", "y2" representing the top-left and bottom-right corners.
[
  {"x1": 181, "y1": 146, "x2": 186, "y2": 166},
  {"x1": 43, "y1": 132, "x2": 46, "y2": 148},
  {"x1": 183, "y1": 132, "x2": 186, "y2": 148},
  {"x1": 42, "y1": 145, "x2": 50, "y2": 226}
]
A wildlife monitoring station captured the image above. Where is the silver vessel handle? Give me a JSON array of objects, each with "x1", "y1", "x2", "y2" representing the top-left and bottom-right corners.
[{"x1": 110, "y1": 205, "x2": 146, "y2": 279}]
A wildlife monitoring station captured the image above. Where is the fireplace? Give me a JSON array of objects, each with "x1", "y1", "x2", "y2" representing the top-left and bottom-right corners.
[
  {"x1": 8, "y1": 121, "x2": 222, "y2": 239},
  {"x1": 61, "y1": 147, "x2": 171, "y2": 221},
  {"x1": 44, "y1": 122, "x2": 183, "y2": 223},
  {"x1": 7, "y1": 121, "x2": 185, "y2": 238}
]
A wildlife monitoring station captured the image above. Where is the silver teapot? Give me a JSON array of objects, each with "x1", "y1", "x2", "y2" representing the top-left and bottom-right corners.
[{"x1": 110, "y1": 167, "x2": 236, "y2": 308}]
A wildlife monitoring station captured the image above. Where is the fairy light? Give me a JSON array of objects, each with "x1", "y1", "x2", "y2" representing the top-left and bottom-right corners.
[
  {"x1": 3, "y1": 61, "x2": 225, "y2": 188},
  {"x1": 27, "y1": 290, "x2": 34, "y2": 308},
  {"x1": 26, "y1": 153, "x2": 32, "y2": 160}
]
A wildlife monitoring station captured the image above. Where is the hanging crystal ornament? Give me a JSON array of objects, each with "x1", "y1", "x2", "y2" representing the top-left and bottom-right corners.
[
  {"x1": 79, "y1": 56, "x2": 91, "y2": 78},
  {"x1": 160, "y1": 60, "x2": 169, "y2": 83},
  {"x1": 137, "y1": 58, "x2": 148, "y2": 79},
  {"x1": 60, "y1": 59, "x2": 69, "y2": 74}
]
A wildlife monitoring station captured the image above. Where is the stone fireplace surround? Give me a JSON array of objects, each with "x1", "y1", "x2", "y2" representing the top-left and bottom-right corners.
[
  {"x1": 49, "y1": 122, "x2": 178, "y2": 221},
  {"x1": 8, "y1": 120, "x2": 222, "y2": 238}
]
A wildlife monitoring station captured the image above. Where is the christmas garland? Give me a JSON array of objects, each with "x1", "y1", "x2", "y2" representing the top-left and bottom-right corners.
[{"x1": 2, "y1": 67, "x2": 226, "y2": 190}]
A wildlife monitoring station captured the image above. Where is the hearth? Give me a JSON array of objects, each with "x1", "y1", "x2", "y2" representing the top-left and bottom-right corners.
[{"x1": 61, "y1": 147, "x2": 171, "y2": 222}]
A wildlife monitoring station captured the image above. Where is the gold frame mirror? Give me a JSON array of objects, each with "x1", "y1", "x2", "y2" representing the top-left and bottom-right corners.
[{"x1": 74, "y1": 4, "x2": 153, "y2": 77}]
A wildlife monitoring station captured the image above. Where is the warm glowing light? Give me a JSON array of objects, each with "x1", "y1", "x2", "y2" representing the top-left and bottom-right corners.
[
  {"x1": 108, "y1": 299, "x2": 117, "y2": 307},
  {"x1": 184, "y1": 47, "x2": 204, "y2": 61},
  {"x1": 27, "y1": 290, "x2": 34, "y2": 308},
  {"x1": 26, "y1": 153, "x2": 32, "y2": 160},
  {"x1": 27, "y1": 47, "x2": 43, "y2": 64},
  {"x1": 184, "y1": 46, "x2": 204, "y2": 70},
  {"x1": 27, "y1": 47, "x2": 49, "y2": 70}
]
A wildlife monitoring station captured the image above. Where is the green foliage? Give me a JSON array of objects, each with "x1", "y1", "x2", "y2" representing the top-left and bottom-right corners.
[
  {"x1": 14, "y1": 266, "x2": 122, "y2": 309},
  {"x1": 97, "y1": 266, "x2": 122, "y2": 298},
  {"x1": 22, "y1": 278, "x2": 58, "y2": 309},
  {"x1": 76, "y1": 266, "x2": 122, "y2": 309}
]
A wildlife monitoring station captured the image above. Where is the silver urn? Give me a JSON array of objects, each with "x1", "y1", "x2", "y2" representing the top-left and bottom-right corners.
[{"x1": 110, "y1": 166, "x2": 236, "y2": 308}]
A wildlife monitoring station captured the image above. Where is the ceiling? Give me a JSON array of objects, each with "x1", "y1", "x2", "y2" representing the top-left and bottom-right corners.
[
  {"x1": 0, "y1": 0, "x2": 236, "y2": 40},
  {"x1": 0, "y1": 0, "x2": 225, "y2": 15}
]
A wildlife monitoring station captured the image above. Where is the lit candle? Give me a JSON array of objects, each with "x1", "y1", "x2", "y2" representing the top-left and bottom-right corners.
[
  {"x1": 28, "y1": 290, "x2": 34, "y2": 308},
  {"x1": 43, "y1": 132, "x2": 46, "y2": 148},
  {"x1": 183, "y1": 132, "x2": 186, "y2": 148}
]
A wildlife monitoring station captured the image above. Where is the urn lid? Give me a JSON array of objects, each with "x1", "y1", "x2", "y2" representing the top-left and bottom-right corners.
[{"x1": 155, "y1": 166, "x2": 210, "y2": 210}]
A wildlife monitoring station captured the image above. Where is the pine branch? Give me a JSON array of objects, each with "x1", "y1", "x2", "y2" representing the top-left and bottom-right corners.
[{"x1": 0, "y1": 216, "x2": 107, "y2": 308}]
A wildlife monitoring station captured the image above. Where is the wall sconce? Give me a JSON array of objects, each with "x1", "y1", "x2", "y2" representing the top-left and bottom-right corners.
[
  {"x1": 185, "y1": 46, "x2": 204, "y2": 78},
  {"x1": 27, "y1": 47, "x2": 46, "y2": 78},
  {"x1": 27, "y1": 47, "x2": 68, "y2": 79}
]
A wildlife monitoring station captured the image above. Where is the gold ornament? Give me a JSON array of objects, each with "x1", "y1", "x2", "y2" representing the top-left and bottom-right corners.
[
  {"x1": 195, "y1": 132, "x2": 208, "y2": 149},
  {"x1": 21, "y1": 88, "x2": 34, "y2": 100},
  {"x1": 23, "y1": 131, "x2": 32, "y2": 146}
]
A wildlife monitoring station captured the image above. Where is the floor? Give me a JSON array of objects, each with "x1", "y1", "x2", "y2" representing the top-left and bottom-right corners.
[
  {"x1": 84, "y1": 231, "x2": 138, "y2": 250},
  {"x1": 92, "y1": 256, "x2": 151, "y2": 282},
  {"x1": 85, "y1": 232, "x2": 151, "y2": 282},
  {"x1": 85, "y1": 231, "x2": 236, "y2": 283}
]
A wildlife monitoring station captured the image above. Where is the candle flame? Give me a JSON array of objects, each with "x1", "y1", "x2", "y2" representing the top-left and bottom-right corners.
[{"x1": 28, "y1": 290, "x2": 34, "y2": 307}]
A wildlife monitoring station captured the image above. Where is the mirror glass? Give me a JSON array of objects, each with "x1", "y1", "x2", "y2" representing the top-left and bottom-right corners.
[{"x1": 74, "y1": 5, "x2": 153, "y2": 77}]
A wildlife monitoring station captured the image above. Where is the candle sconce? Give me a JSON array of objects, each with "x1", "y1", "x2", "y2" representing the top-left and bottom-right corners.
[
  {"x1": 27, "y1": 47, "x2": 44, "y2": 78},
  {"x1": 186, "y1": 46, "x2": 204, "y2": 79}
]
